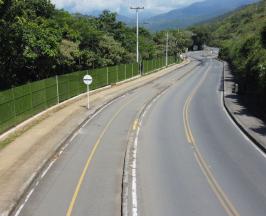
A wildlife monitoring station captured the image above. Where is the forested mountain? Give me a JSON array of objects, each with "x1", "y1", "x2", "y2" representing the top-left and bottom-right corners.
[
  {"x1": 0, "y1": 0, "x2": 192, "y2": 90},
  {"x1": 193, "y1": 0, "x2": 266, "y2": 118},
  {"x1": 145, "y1": 0, "x2": 260, "y2": 31}
]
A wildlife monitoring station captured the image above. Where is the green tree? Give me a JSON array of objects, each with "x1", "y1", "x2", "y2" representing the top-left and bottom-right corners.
[{"x1": 261, "y1": 25, "x2": 266, "y2": 48}]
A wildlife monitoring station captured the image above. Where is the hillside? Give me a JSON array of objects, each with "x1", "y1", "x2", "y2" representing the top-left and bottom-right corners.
[
  {"x1": 196, "y1": 0, "x2": 266, "y2": 118},
  {"x1": 145, "y1": 0, "x2": 259, "y2": 31}
]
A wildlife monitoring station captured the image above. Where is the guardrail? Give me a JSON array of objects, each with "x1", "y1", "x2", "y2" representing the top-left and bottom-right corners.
[{"x1": 0, "y1": 56, "x2": 178, "y2": 134}]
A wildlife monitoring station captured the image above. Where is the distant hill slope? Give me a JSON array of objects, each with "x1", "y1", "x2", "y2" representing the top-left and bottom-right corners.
[
  {"x1": 200, "y1": 0, "x2": 266, "y2": 46},
  {"x1": 198, "y1": 0, "x2": 266, "y2": 118},
  {"x1": 145, "y1": 0, "x2": 260, "y2": 31}
]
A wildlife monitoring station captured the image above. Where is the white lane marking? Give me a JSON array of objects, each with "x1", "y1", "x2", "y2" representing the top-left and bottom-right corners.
[
  {"x1": 82, "y1": 94, "x2": 127, "y2": 128},
  {"x1": 131, "y1": 88, "x2": 169, "y2": 216},
  {"x1": 58, "y1": 149, "x2": 64, "y2": 156},
  {"x1": 13, "y1": 94, "x2": 128, "y2": 216},
  {"x1": 41, "y1": 160, "x2": 56, "y2": 179},
  {"x1": 14, "y1": 204, "x2": 24, "y2": 216},
  {"x1": 132, "y1": 126, "x2": 139, "y2": 216},
  {"x1": 24, "y1": 189, "x2": 35, "y2": 203},
  {"x1": 221, "y1": 92, "x2": 266, "y2": 159},
  {"x1": 61, "y1": 141, "x2": 71, "y2": 151},
  {"x1": 69, "y1": 131, "x2": 79, "y2": 143},
  {"x1": 14, "y1": 189, "x2": 35, "y2": 216}
]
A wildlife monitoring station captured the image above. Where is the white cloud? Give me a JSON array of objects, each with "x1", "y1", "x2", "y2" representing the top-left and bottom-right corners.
[{"x1": 51, "y1": 0, "x2": 203, "y2": 15}]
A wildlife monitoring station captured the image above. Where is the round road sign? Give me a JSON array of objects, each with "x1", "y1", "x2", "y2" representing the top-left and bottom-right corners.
[{"x1": 83, "y1": 75, "x2": 93, "y2": 85}]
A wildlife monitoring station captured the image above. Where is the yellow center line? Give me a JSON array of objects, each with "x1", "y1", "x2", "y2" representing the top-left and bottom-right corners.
[
  {"x1": 183, "y1": 96, "x2": 192, "y2": 144},
  {"x1": 182, "y1": 65, "x2": 240, "y2": 216},
  {"x1": 66, "y1": 97, "x2": 135, "y2": 216}
]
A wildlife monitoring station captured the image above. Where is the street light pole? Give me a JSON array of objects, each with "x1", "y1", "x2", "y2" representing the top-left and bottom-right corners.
[
  {"x1": 130, "y1": 6, "x2": 144, "y2": 63},
  {"x1": 166, "y1": 32, "x2": 169, "y2": 66}
]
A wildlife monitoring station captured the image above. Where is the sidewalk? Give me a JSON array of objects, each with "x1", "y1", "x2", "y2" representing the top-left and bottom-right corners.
[
  {"x1": 223, "y1": 62, "x2": 266, "y2": 151},
  {"x1": 0, "y1": 61, "x2": 189, "y2": 216}
]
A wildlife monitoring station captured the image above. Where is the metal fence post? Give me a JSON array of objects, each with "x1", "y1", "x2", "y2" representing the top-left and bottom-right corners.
[
  {"x1": 125, "y1": 64, "x2": 127, "y2": 80},
  {"x1": 139, "y1": 62, "x2": 141, "y2": 76},
  {"x1": 116, "y1": 65, "x2": 118, "y2": 83},
  {"x1": 132, "y1": 64, "x2": 133, "y2": 78},
  {"x1": 107, "y1": 67, "x2": 109, "y2": 85},
  {"x1": 11, "y1": 87, "x2": 16, "y2": 119},
  {"x1": 56, "y1": 75, "x2": 60, "y2": 104},
  {"x1": 29, "y1": 83, "x2": 33, "y2": 110}
]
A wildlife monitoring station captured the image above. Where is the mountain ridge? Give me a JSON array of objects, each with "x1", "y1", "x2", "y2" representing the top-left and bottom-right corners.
[{"x1": 144, "y1": 0, "x2": 260, "y2": 31}]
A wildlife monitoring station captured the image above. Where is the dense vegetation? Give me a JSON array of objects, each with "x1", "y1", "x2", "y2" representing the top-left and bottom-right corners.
[
  {"x1": 192, "y1": 0, "x2": 266, "y2": 118},
  {"x1": 0, "y1": 0, "x2": 192, "y2": 90}
]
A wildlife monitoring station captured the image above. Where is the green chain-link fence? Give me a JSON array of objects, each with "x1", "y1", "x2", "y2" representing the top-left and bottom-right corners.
[{"x1": 0, "y1": 57, "x2": 179, "y2": 134}]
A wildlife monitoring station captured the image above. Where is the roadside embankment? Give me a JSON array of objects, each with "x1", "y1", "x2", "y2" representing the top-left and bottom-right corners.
[{"x1": 223, "y1": 61, "x2": 266, "y2": 152}]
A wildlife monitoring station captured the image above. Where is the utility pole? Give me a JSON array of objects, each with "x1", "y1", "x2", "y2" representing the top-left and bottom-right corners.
[
  {"x1": 166, "y1": 32, "x2": 169, "y2": 66},
  {"x1": 130, "y1": 6, "x2": 144, "y2": 63}
]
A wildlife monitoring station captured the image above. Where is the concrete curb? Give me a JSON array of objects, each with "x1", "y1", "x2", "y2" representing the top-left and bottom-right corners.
[
  {"x1": 5, "y1": 60, "x2": 190, "y2": 216},
  {"x1": 221, "y1": 61, "x2": 266, "y2": 154}
]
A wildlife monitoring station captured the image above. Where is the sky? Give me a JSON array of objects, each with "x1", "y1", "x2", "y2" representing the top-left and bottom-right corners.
[{"x1": 51, "y1": 0, "x2": 204, "y2": 17}]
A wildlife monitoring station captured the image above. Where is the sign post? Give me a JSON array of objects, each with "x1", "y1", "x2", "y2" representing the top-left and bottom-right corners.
[{"x1": 83, "y1": 75, "x2": 93, "y2": 109}]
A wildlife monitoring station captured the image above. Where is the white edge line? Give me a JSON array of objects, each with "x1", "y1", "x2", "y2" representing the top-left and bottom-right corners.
[
  {"x1": 131, "y1": 88, "x2": 169, "y2": 216},
  {"x1": 13, "y1": 204, "x2": 24, "y2": 216},
  {"x1": 41, "y1": 160, "x2": 56, "y2": 179},
  {"x1": 13, "y1": 189, "x2": 34, "y2": 216},
  {"x1": 82, "y1": 94, "x2": 127, "y2": 128}
]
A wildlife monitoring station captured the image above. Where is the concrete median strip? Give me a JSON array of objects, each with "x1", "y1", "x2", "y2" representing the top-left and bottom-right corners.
[{"x1": 0, "y1": 60, "x2": 189, "y2": 216}]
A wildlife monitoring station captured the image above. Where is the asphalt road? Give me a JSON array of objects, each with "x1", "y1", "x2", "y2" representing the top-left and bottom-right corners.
[{"x1": 13, "y1": 51, "x2": 266, "y2": 216}]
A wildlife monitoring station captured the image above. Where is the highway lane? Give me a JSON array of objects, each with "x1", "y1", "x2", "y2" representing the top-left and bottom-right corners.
[
  {"x1": 189, "y1": 59, "x2": 266, "y2": 215},
  {"x1": 13, "y1": 52, "x2": 266, "y2": 216},
  {"x1": 137, "y1": 59, "x2": 227, "y2": 216},
  {"x1": 136, "y1": 54, "x2": 266, "y2": 216},
  {"x1": 13, "y1": 57, "x2": 199, "y2": 216}
]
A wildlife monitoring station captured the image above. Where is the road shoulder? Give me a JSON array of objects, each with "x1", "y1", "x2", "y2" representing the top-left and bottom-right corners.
[{"x1": 223, "y1": 61, "x2": 266, "y2": 152}]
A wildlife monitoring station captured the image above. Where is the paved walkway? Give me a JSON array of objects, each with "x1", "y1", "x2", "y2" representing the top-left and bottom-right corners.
[
  {"x1": 223, "y1": 61, "x2": 266, "y2": 151},
  {"x1": 0, "y1": 62, "x2": 189, "y2": 216}
]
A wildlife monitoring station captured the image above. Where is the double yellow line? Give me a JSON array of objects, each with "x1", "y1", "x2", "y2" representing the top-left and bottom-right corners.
[
  {"x1": 66, "y1": 97, "x2": 135, "y2": 216},
  {"x1": 183, "y1": 66, "x2": 240, "y2": 216},
  {"x1": 183, "y1": 65, "x2": 209, "y2": 145},
  {"x1": 183, "y1": 94, "x2": 195, "y2": 145}
]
